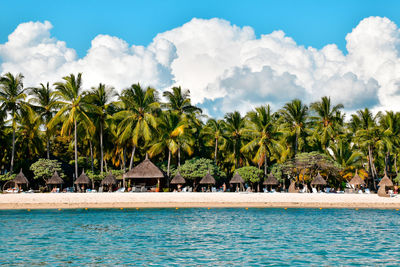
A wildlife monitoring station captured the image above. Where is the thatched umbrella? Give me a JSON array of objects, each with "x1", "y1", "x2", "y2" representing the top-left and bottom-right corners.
[
  {"x1": 46, "y1": 171, "x2": 64, "y2": 190},
  {"x1": 311, "y1": 172, "x2": 327, "y2": 187},
  {"x1": 199, "y1": 172, "x2": 216, "y2": 191},
  {"x1": 123, "y1": 155, "x2": 165, "y2": 190},
  {"x1": 378, "y1": 173, "x2": 393, "y2": 188},
  {"x1": 263, "y1": 173, "x2": 279, "y2": 192},
  {"x1": 74, "y1": 170, "x2": 91, "y2": 191},
  {"x1": 230, "y1": 172, "x2": 244, "y2": 191},
  {"x1": 170, "y1": 172, "x2": 186, "y2": 185},
  {"x1": 101, "y1": 172, "x2": 117, "y2": 191},
  {"x1": 349, "y1": 170, "x2": 365, "y2": 187},
  {"x1": 13, "y1": 169, "x2": 28, "y2": 190},
  {"x1": 378, "y1": 185, "x2": 390, "y2": 197}
]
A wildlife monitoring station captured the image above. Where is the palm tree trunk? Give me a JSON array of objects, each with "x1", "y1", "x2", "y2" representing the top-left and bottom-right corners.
[
  {"x1": 294, "y1": 133, "x2": 298, "y2": 156},
  {"x1": 123, "y1": 148, "x2": 126, "y2": 172},
  {"x1": 74, "y1": 118, "x2": 78, "y2": 183},
  {"x1": 129, "y1": 145, "x2": 136, "y2": 170},
  {"x1": 214, "y1": 138, "x2": 218, "y2": 164},
  {"x1": 167, "y1": 150, "x2": 171, "y2": 177},
  {"x1": 10, "y1": 123, "x2": 16, "y2": 173},
  {"x1": 104, "y1": 158, "x2": 108, "y2": 173},
  {"x1": 100, "y1": 122, "x2": 103, "y2": 174},
  {"x1": 368, "y1": 145, "x2": 377, "y2": 190},
  {"x1": 178, "y1": 146, "x2": 181, "y2": 167},
  {"x1": 46, "y1": 135, "x2": 50, "y2": 159},
  {"x1": 90, "y1": 140, "x2": 94, "y2": 173},
  {"x1": 264, "y1": 153, "x2": 268, "y2": 176}
]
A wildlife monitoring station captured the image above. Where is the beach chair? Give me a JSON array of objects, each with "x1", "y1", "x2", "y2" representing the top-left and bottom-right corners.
[
  {"x1": 141, "y1": 186, "x2": 146, "y2": 192},
  {"x1": 263, "y1": 188, "x2": 268, "y2": 193},
  {"x1": 188, "y1": 187, "x2": 193, "y2": 192},
  {"x1": 312, "y1": 187, "x2": 318, "y2": 193},
  {"x1": 212, "y1": 187, "x2": 217, "y2": 192},
  {"x1": 364, "y1": 188, "x2": 370, "y2": 194},
  {"x1": 271, "y1": 189, "x2": 276, "y2": 193},
  {"x1": 358, "y1": 189, "x2": 363, "y2": 194}
]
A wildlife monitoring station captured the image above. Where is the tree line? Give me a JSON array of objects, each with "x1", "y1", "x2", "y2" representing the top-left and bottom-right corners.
[{"x1": 0, "y1": 72, "x2": 398, "y2": 190}]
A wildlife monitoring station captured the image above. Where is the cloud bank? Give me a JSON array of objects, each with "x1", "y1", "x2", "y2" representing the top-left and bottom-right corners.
[{"x1": 0, "y1": 17, "x2": 399, "y2": 117}]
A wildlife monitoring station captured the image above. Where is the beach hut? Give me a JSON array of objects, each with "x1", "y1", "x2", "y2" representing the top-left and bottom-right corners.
[
  {"x1": 229, "y1": 172, "x2": 244, "y2": 191},
  {"x1": 13, "y1": 169, "x2": 29, "y2": 190},
  {"x1": 378, "y1": 172, "x2": 393, "y2": 197},
  {"x1": 311, "y1": 172, "x2": 327, "y2": 192},
  {"x1": 199, "y1": 172, "x2": 216, "y2": 191},
  {"x1": 101, "y1": 172, "x2": 117, "y2": 192},
  {"x1": 46, "y1": 171, "x2": 64, "y2": 191},
  {"x1": 263, "y1": 173, "x2": 279, "y2": 192},
  {"x1": 74, "y1": 170, "x2": 91, "y2": 192},
  {"x1": 349, "y1": 170, "x2": 365, "y2": 190},
  {"x1": 123, "y1": 155, "x2": 165, "y2": 191},
  {"x1": 170, "y1": 172, "x2": 186, "y2": 191}
]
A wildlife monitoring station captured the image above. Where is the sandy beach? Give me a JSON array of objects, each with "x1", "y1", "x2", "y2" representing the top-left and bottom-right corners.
[{"x1": 1, "y1": 192, "x2": 400, "y2": 209}]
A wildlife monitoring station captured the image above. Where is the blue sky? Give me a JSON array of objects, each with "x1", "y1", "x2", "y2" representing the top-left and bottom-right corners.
[
  {"x1": 1, "y1": 0, "x2": 399, "y2": 57},
  {"x1": 1, "y1": 0, "x2": 400, "y2": 117}
]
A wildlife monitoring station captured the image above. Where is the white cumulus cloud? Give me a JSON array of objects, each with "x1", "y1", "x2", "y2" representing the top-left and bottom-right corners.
[{"x1": 1, "y1": 17, "x2": 400, "y2": 117}]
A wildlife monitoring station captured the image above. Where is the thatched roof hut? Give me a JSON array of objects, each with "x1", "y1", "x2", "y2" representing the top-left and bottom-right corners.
[
  {"x1": 349, "y1": 170, "x2": 365, "y2": 186},
  {"x1": 74, "y1": 170, "x2": 91, "y2": 184},
  {"x1": 229, "y1": 172, "x2": 244, "y2": 184},
  {"x1": 170, "y1": 172, "x2": 186, "y2": 185},
  {"x1": 101, "y1": 172, "x2": 117, "y2": 186},
  {"x1": 46, "y1": 171, "x2": 64, "y2": 185},
  {"x1": 311, "y1": 172, "x2": 327, "y2": 186},
  {"x1": 123, "y1": 156, "x2": 165, "y2": 179},
  {"x1": 263, "y1": 173, "x2": 279, "y2": 186},
  {"x1": 378, "y1": 173, "x2": 393, "y2": 188},
  {"x1": 199, "y1": 172, "x2": 216, "y2": 185},
  {"x1": 13, "y1": 169, "x2": 28, "y2": 185}
]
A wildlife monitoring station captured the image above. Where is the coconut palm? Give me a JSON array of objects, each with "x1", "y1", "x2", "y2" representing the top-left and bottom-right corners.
[
  {"x1": 16, "y1": 105, "x2": 43, "y2": 159},
  {"x1": 85, "y1": 83, "x2": 116, "y2": 174},
  {"x1": 222, "y1": 111, "x2": 246, "y2": 169},
  {"x1": 115, "y1": 83, "x2": 160, "y2": 170},
  {"x1": 28, "y1": 82, "x2": 59, "y2": 159},
  {"x1": 163, "y1": 86, "x2": 202, "y2": 115},
  {"x1": 241, "y1": 105, "x2": 282, "y2": 175},
  {"x1": 50, "y1": 73, "x2": 93, "y2": 181},
  {"x1": 201, "y1": 118, "x2": 224, "y2": 164},
  {"x1": 310, "y1": 96, "x2": 344, "y2": 151},
  {"x1": 148, "y1": 111, "x2": 192, "y2": 177},
  {"x1": 279, "y1": 99, "x2": 310, "y2": 157},
  {"x1": 0, "y1": 72, "x2": 26, "y2": 173}
]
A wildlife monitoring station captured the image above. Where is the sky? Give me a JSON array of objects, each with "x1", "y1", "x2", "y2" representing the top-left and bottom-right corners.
[{"x1": 1, "y1": 0, "x2": 400, "y2": 117}]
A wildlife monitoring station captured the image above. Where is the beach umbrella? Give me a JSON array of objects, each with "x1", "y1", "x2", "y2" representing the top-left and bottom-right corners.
[
  {"x1": 288, "y1": 180, "x2": 298, "y2": 193},
  {"x1": 311, "y1": 172, "x2": 327, "y2": 186},
  {"x1": 13, "y1": 169, "x2": 29, "y2": 186},
  {"x1": 349, "y1": 170, "x2": 365, "y2": 186},
  {"x1": 75, "y1": 170, "x2": 91, "y2": 184},
  {"x1": 263, "y1": 173, "x2": 279, "y2": 186},
  {"x1": 199, "y1": 172, "x2": 216, "y2": 185},
  {"x1": 170, "y1": 172, "x2": 186, "y2": 185},
  {"x1": 101, "y1": 172, "x2": 117, "y2": 186},
  {"x1": 378, "y1": 173, "x2": 393, "y2": 187},
  {"x1": 229, "y1": 172, "x2": 244, "y2": 184},
  {"x1": 46, "y1": 171, "x2": 64, "y2": 185}
]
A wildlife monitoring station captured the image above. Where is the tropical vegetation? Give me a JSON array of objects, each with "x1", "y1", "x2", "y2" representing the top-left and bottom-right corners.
[{"x1": 1, "y1": 72, "x2": 399, "y2": 190}]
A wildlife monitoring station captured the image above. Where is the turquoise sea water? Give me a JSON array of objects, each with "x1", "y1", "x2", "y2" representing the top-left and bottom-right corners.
[{"x1": 0, "y1": 208, "x2": 399, "y2": 266}]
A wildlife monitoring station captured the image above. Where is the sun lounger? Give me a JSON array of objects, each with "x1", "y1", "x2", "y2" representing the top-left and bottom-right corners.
[
  {"x1": 116, "y1": 187, "x2": 125, "y2": 192},
  {"x1": 358, "y1": 189, "x2": 363, "y2": 194},
  {"x1": 312, "y1": 188, "x2": 318, "y2": 193},
  {"x1": 141, "y1": 186, "x2": 146, "y2": 192},
  {"x1": 364, "y1": 188, "x2": 370, "y2": 194}
]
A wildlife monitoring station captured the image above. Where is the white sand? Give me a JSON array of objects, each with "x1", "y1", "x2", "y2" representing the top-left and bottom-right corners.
[{"x1": 1, "y1": 192, "x2": 400, "y2": 209}]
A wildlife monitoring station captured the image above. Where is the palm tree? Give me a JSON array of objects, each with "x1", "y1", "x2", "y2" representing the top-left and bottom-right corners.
[
  {"x1": 201, "y1": 118, "x2": 224, "y2": 164},
  {"x1": 241, "y1": 105, "x2": 281, "y2": 175},
  {"x1": 115, "y1": 83, "x2": 160, "y2": 170},
  {"x1": 223, "y1": 111, "x2": 246, "y2": 168},
  {"x1": 279, "y1": 99, "x2": 310, "y2": 157},
  {"x1": 163, "y1": 86, "x2": 202, "y2": 115},
  {"x1": 28, "y1": 82, "x2": 59, "y2": 159},
  {"x1": 378, "y1": 111, "x2": 400, "y2": 174},
  {"x1": 16, "y1": 105, "x2": 43, "y2": 159},
  {"x1": 50, "y1": 73, "x2": 93, "y2": 181},
  {"x1": 85, "y1": 83, "x2": 116, "y2": 174},
  {"x1": 350, "y1": 108, "x2": 381, "y2": 189},
  {"x1": 0, "y1": 72, "x2": 26, "y2": 173},
  {"x1": 310, "y1": 96, "x2": 344, "y2": 151},
  {"x1": 148, "y1": 111, "x2": 192, "y2": 177}
]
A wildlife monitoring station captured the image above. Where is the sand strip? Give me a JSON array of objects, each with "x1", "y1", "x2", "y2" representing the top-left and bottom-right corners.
[{"x1": 1, "y1": 192, "x2": 400, "y2": 210}]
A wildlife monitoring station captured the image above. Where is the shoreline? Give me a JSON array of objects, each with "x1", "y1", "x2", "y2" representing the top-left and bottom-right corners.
[{"x1": 2, "y1": 192, "x2": 400, "y2": 210}]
